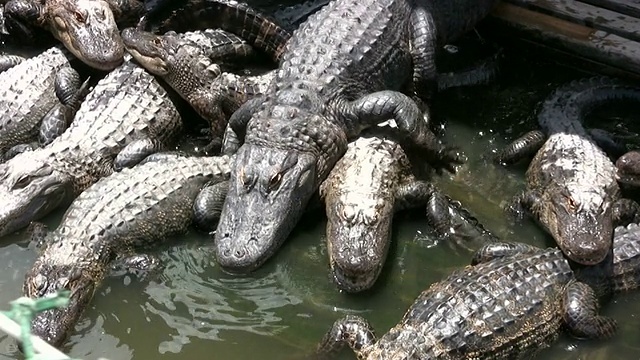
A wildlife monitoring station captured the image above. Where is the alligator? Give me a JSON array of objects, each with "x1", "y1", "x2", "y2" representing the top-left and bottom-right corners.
[
  {"x1": 319, "y1": 131, "x2": 496, "y2": 293},
  {"x1": 212, "y1": 0, "x2": 498, "y2": 273},
  {"x1": 617, "y1": 150, "x2": 640, "y2": 188},
  {"x1": 0, "y1": 53, "x2": 25, "y2": 72},
  {"x1": 0, "y1": 57, "x2": 183, "y2": 238},
  {"x1": 3, "y1": 0, "x2": 144, "y2": 69},
  {"x1": 495, "y1": 77, "x2": 640, "y2": 265},
  {"x1": 313, "y1": 223, "x2": 640, "y2": 359},
  {"x1": 22, "y1": 153, "x2": 231, "y2": 348},
  {"x1": 0, "y1": 45, "x2": 89, "y2": 162}
]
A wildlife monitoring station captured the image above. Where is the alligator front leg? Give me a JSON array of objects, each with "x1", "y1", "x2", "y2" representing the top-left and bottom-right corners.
[
  {"x1": 193, "y1": 180, "x2": 229, "y2": 231},
  {"x1": 505, "y1": 189, "x2": 540, "y2": 221},
  {"x1": 39, "y1": 69, "x2": 91, "y2": 145},
  {"x1": 0, "y1": 54, "x2": 25, "y2": 73},
  {"x1": 562, "y1": 281, "x2": 617, "y2": 339},
  {"x1": 494, "y1": 130, "x2": 546, "y2": 166},
  {"x1": 341, "y1": 91, "x2": 463, "y2": 173},
  {"x1": 110, "y1": 253, "x2": 163, "y2": 280},
  {"x1": 113, "y1": 137, "x2": 165, "y2": 170},
  {"x1": 471, "y1": 242, "x2": 541, "y2": 265},
  {"x1": 394, "y1": 179, "x2": 435, "y2": 210},
  {"x1": 223, "y1": 96, "x2": 264, "y2": 155},
  {"x1": 425, "y1": 190, "x2": 499, "y2": 252},
  {"x1": 314, "y1": 315, "x2": 377, "y2": 359}
]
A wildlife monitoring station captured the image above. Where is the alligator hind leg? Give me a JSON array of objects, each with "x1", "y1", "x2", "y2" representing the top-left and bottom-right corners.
[
  {"x1": 494, "y1": 130, "x2": 546, "y2": 166},
  {"x1": 342, "y1": 91, "x2": 463, "y2": 174},
  {"x1": 314, "y1": 315, "x2": 377, "y2": 359},
  {"x1": 471, "y1": 242, "x2": 541, "y2": 265},
  {"x1": 193, "y1": 180, "x2": 229, "y2": 232},
  {"x1": 562, "y1": 281, "x2": 617, "y2": 339},
  {"x1": 114, "y1": 137, "x2": 164, "y2": 171}
]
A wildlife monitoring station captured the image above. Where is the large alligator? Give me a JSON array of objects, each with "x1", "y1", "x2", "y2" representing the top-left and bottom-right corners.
[
  {"x1": 0, "y1": 45, "x2": 89, "y2": 161},
  {"x1": 3, "y1": 0, "x2": 143, "y2": 69},
  {"x1": 22, "y1": 153, "x2": 231, "y2": 348},
  {"x1": 0, "y1": 57, "x2": 182, "y2": 238},
  {"x1": 213, "y1": 0, "x2": 498, "y2": 273},
  {"x1": 313, "y1": 223, "x2": 640, "y2": 359},
  {"x1": 319, "y1": 131, "x2": 496, "y2": 293},
  {"x1": 495, "y1": 77, "x2": 640, "y2": 265}
]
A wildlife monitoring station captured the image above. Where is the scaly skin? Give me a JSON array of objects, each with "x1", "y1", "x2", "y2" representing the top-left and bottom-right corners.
[
  {"x1": 508, "y1": 77, "x2": 640, "y2": 265},
  {"x1": 3, "y1": 0, "x2": 141, "y2": 70},
  {"x1": 617, "y1": 150, "x2": 640, "y2": 188},
  {"x1": 0, "y1": 58, "x2": 182, "y2": 238},
  {"x1": 315, "y1": 223, "x2": 640, "y2": 359},
  {"x1": 213, "y1": 0, "x2": 497, "y2": 273},
  {"x1": 22, "y1": 154, "x2": 231, "y2": 348},
  {"x1": 0, "y1": 46, "x2": 87, "y2": 161},
  {"x1": 0, "y1": 53, "x2": 25, "y2": 72},
  {"x1": 320, "y1": 132, "x2": 495, "y2": 293}
]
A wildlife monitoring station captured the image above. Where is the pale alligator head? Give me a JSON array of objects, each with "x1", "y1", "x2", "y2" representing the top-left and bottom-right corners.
[
  {"x1": 325, "y1": 199, "x2": 394, "y2": 293},
  {"x1": 45, "y1": 0, "x2": 124, "y2": 70},
  {"x1": 0, "y1": 152, "x2": 73, "y2": 237},
  {"x1": 23, "y1": 259, "x2": 97, "y2": 347},
  {"x1": 534, "y1": 182, "x2": 616, "y2": 265}
]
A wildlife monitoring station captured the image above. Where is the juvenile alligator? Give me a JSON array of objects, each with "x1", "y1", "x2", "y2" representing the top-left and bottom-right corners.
[
  {"x1": 3, "y1": 0, "x2": 143, "y2": 69},
  {"x1": 0, "y1": 45, "x2": 89, "y2": 161},
  {"x1": 314, "y1": 223, "x2": 640, "y2": 359},
  {"x1": 213, "y1": 0, "x2": 498, "y2": 273},
  {"x1": 0, "y1": 58, "x2": 183, "y2": 238},
  {"x1": 22, "y1": 153, "x2": 231, "y2": 347},
  {"x1": 122, "y1": 27, "x2": 275, "y2": 144},
  {"x1": 496, "y1": 77, "x2": 640, "y2": 265},
  {"x1": 320, "y1": 131, "x2": 495, "y2": 293}
]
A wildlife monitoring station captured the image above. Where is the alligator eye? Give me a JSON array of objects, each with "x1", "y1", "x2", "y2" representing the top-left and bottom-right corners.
[
  {"x1": 565, "y1": 196, "x2": 578, "y2": 211},
  {"x1": 13, "y1": 174, "x2": 33, "y2": 189},
  {"x1": 268, "y1": 172, "x2": 283, "y2": 191},
  {"x1": 74, "y1": 11, "x2": 85, "y2": 23},
  {"x1": 153, "y1": 37, "x2": 162, "y2": 47}
]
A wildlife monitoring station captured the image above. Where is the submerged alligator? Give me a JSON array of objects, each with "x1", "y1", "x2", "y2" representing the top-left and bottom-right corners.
[
  {"x1": 314, "y1": 223, "x2": 640, "y2": 359},
  {"x1": 320, "y1": 131, "x2": 496, "y2": 293},
  {"x1": 496, "y1": 77, "x2": 640, "y2": 265},
  {"x1": 23, "y1": 153, "x2": 231, "y2": 347},
  {"x1": 213, "y1": 0, "x2": 498, "y2": 273},
  {"x1": 0, "y1": 45, "x2": 89, "y2": 161}
]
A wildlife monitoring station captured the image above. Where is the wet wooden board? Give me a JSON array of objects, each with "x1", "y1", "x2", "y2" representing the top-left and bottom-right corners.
[{"x1": 488, "y1": 0, "x2": 640, "y2": 76}]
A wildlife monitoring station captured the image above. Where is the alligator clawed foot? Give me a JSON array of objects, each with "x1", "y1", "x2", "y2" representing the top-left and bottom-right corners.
[{"x1": 434, "y1": 147, "x2": 465, "y2": 175}]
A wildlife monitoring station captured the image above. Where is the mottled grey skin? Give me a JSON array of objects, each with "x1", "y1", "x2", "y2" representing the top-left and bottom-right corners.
[
  {"x1": 3, "y1": 0, "x2": 142, "y2": 69},
  {"x1": 503, "y1": 77, "x2": 640, "y2": 265},
  {"x1": 0, "y1": 46, "x2": 86, "y2": 161},
  {"x1": 22, "y1": 154, "x2": 231, "y2": 347},
  {"x1": 0, "y1": 58, "x2": 182, "y2": 238},
  {"x1": 320, "y1": 132, "x2": 496, "y2": 293},
  {"x1": 213, "y1": 0, "x2": 497, "y2": 273},
  {"x1": 315, "y1": 223, "x2": 640, "y2": 359},
  {"x1": 617, "y1": 150, "x2": 640, "y2": 188},
  {"x1": 122, "y1": 27, "x2": 274, "y2": 141},
  {"x1": 0, "y1": 53, "x2": 25, "y2": 72}
]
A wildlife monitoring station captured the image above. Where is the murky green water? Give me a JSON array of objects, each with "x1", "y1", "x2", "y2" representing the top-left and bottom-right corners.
[{"x1": 2, "y1": 41, "x2": 640, "y2": 360}]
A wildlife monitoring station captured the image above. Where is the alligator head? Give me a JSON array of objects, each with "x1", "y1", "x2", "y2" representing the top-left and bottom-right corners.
[
  {"x1": 215, "y1": 144, "x2": 317, "y2": 273},
  {"x1": 534, "y1": 183, "x2": 615, "y2": 265},
  {"x1": 0, "y1": 153, "x2": 72, "y2": 237},
  {"x1": 326, "y1": 199, "x2": 393, "y2": 293},
  {"x1": 23, "y1": 261, "x2": 97, "y2": 347},
  {"x1": 616, "y1": 150, "x2": 640, "y2": 188},
  {"x1": 44, "y1": 0, "x2": 124, "y2": 70}
]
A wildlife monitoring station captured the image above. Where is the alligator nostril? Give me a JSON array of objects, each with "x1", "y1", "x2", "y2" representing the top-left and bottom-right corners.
[
  {"x1": 223, "y1": 248, "x2": 231, "y2": 256},
  {"x1": 234, "y1": 248, "x2": 245, "y2": 258}
]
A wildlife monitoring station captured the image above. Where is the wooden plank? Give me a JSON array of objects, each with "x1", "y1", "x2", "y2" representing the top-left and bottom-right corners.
[
  {"x1": 580, "y1": 0, "x2": 640, "y2": 19},
  {"x1": 505, "y1": 0, "x2": 640, "y2": 42},
  {"x1": 489, "y1": 2, "x2": 640, "y2": 75}
]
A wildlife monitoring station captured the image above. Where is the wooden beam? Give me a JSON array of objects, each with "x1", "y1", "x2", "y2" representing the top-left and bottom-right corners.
[{"x1": 580, "y1": 0, "x2": 640, "y2": 19}]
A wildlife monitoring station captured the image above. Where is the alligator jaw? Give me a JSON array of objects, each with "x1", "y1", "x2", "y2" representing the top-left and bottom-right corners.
[
  {"x1": 24, "y1": 263, "x2": 96, "y2": 347},
  {"x1": 121, "y1": 27, "x2": 172, "y2": 76},
  {"x1": 46, "y1": 0, "x2": 124, "y2": 70},
  {"x1": 0, "y1": 156, "x2": 72, "y2": 237},
  {"x1": 326, "y1": 207, "x2": 392, "y2": 293},
  {"x1": 537, "y1": 185, "x2": 614, "y2": 265},
  {"x1": 214, "y1": 144, "x2": 316, "y2": 273}
]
